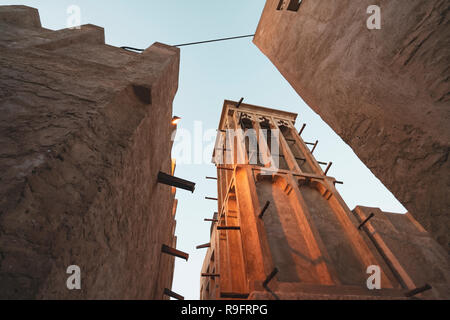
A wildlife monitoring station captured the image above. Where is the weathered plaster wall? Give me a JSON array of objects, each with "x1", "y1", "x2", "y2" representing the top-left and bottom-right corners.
[
  {"x1": 353, "y1": 206, "x2": 450, "y2": 299},
  {"x1": 254, "y1": 0, "x2": 449, "y2": 250},
  {"x1": 0, "y1": 6, "x2": 179, "y2": 299}
]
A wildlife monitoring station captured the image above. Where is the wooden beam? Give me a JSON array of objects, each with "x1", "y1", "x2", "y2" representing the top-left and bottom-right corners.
[
  {"x1": 358, "y1": 212, "x2": 375, "y2": 230},
  {"x1": 201, "y1": 273, "x2": 220, "y2": 277},
  {"x1": 217, "y1": 226, "x2": 241, "y2": 230},
  {"x1": 217, "y1": 166, "x2": 234, "y2": 171},
  {"x1": 163, "y1": 288, "x2": 184, "y2": 300},
  {"x1": 220, "y1": 292, "x2": 249, "y2": 299},
  {"x1": 298, "y1": 123, "x2": 306, "y2": 136},
  {"x1": 157, "y1": 171, "x2": 195, "y2": 192},
  {"x1": 196, "y1": 243, "x2": 211, "y2": 249},
  {"x1": 235, "y1": 97, "x2": 244, "y2": 108},
  {"x1": 258, "y1": 201, "x2": 271, "y2": 219},
  {"x1": 404, "y1": 284, "x2": 432, "y2": 297},
  {"x1": 161, "y1": 244, "x2": 189, "y2": 261},
  {"x1": 324, "y1": 162, "x2": 333, "y2": 175},
  {"x1": 311, "y1": 140, "x2": 319, "y2": 154},
  {"x1": 263, "y1": 267, "x2": 278, "y2": 288}
]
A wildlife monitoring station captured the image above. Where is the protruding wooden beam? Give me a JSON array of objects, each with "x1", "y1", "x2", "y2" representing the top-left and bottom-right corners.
[
  {"x1": 311, "y1": 140, "x2": 319, "y2": 154},
  {"x1": 220, "y1": 292, "x2": 250, "y2": 299},
  {"x1": 235, "y1": 97, "x2": 244, "y2": 108},
  {"x1": 201, "y1": 273, "x2": 220, "y2": 277},
  {"x1": 161, "y1": 244, "x2": 189, "y2": 261},
  {"x1": 204, "y1": 219, "x2": 219, "y2": 222},
  {"x1": 334, "y1": 180, "x2": 344, "y2": 185},
  {"x1": 217, "y1": 226, "x2": 241, "y2": 230},
  {"x1": 404, "y1": 284, "x2": 432, "y2": 297},
  {"x1": 263, "y1": 267, "x2": 279, "y2": 288},
  {"x1": 163, "y1": 288, "x2": 184, "y2": 300},
  {"x1": 298, "y1": 123, "x2": 306, "y2": 136},
  {"x1": 206, "y1": 176, "x2": 218, "y2": 180},
  {"x1": 258, "y1": 201, "x2": 271, "y2": 219},
  {"x1": 217, "y1": 166, "x2": 234, "y2": 171},
  {"x1": 157, "y1": 171, "x2": 195, "y2": 192},
  {"x1": 318, "y1": 161, "x2": 328, "y2": 165},
  {"x1": 205, "y1": 197, "x2": 218, "y2": 201},
  {"x1": 358, "y1": 212, "x2": 375, "y2": 230},
  {"x1": 196, "y1": 243, "x2": 211, "y2": 249},
  {"x1": 324, "y1": 162, "x2": 333, "y2": 175}
]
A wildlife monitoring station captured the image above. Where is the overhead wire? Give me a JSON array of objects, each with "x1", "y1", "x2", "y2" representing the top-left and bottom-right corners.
[{"x1": 121, "y1": 34, "x2": 255, "y2": 52}]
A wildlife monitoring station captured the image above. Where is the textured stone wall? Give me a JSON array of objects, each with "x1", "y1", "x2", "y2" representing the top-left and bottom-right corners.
[
  {"x1": 0, "y1": 6, "x2": 180, "y2": 299},
  {"x1": 353, "y1": 206, "x2": 450, "y2": 299},
  {"x1": 254, "y1": 0, "x2": 449, "y2": 250}
]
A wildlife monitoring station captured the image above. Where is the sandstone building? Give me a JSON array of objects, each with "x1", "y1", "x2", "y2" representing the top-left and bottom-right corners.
[
  {"x1": 0, "y1": 6, "x2": 182, "y2": 299},
  {"x1": 200, "y1": 100, "x2": 449, "y2": 299},
  {"x1": 253, "y1": 0, "x2": 449, "y2": 250}
]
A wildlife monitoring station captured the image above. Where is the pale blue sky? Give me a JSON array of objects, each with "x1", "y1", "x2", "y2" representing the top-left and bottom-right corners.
[{"x1": 2, "y1": 0, "x2": 406, "y2": 300}]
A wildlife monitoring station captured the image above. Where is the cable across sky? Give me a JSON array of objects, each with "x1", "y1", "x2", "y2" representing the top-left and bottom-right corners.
[{"x1": 121, "y1": 34, "x2": 255, "y2": 52}]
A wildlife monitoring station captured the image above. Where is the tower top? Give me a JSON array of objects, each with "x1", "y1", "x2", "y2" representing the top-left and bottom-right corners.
[{"x1": 219, "y1": 99, "x2": 298, "y2": 131}]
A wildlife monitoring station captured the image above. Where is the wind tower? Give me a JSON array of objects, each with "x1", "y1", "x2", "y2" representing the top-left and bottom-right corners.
[{"x1": 199, "y1": 100, "x2": 449, "y2": 300}]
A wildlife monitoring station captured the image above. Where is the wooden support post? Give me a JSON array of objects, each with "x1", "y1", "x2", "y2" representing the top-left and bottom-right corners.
[
  {"x1": 258, "y1": 201, "x2": 271, "y2": 219},
  {"x1": 196, "y1": 243, "x2": 211, "y2": 249},
  {"x1": 404, "y1": 284, "x2": 432, "y2": 297},
  {"x1": 163, "y1": 288, "x2": 184, "y2": 300},
  {"x1": 157, "y1": 171, "x2": 195, "y2": 192},
  {"x1": 358, "y1": 212, "x2": 375, "y2": 230},
  {"x1": 263, "y1": 267, "x2": 279, "y2": 288},
  {"x1": 161, "y1": 244, "x2": 189, "y2": 261}
]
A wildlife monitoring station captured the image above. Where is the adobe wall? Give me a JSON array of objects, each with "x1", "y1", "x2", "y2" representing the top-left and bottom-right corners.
[
  {"x1": 0, "y1": 6, "x2": 180, "y2": 299},
  {"x1": 254, "y1": 0, "x2": 449, "y2": 250},
  {"x1": 353, "y1": 206, "x2": 450, "y2": 299}
]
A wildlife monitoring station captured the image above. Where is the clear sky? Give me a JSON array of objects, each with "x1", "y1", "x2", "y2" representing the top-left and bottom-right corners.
[{"x1": 1, "y1": 0, "x2": 406, "y2": 300}]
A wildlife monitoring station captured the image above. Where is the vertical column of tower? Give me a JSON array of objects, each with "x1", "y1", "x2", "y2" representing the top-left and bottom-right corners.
[
  {"x1": 260, "y1": 115, "x2": 338, "y2": 285},
  {"x1": 233, "y1": 110, "x2": 277, "y2": 292},
  {"x1": 285, "y1": 118, "x2": 396, "y2": 289}
]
